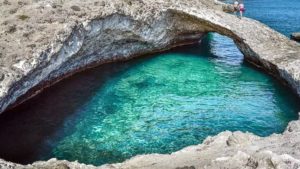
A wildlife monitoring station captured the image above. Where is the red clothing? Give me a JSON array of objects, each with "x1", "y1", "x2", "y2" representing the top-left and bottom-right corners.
[{"x1": 239, "y1": 4, "x2": 245, "y2": 12}]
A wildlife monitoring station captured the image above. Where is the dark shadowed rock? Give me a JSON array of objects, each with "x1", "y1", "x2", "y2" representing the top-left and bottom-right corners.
[
  {"x1": 291, "y1": 32, "x2": 300, "y2": 41},
  {"x1": 6, "y1": 25, "x2": 17, "y2": 33},
  {"x1": 176, "y1": 166, "x2": 196, "y2": 169},
  {"x1": 70, "y1": 5, "x2": 81, "y2": 11},
  {"x1": 222, "y1": 4, "x2": 235, "y2": 13},
  {"x1": 0, "y1": 73, "x2": 4, "y2": 81}
]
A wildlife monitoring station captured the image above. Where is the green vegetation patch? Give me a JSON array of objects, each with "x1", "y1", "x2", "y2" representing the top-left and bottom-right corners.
[{"x1": 18, "y1": 15, "x2": 30, "y2": 21}]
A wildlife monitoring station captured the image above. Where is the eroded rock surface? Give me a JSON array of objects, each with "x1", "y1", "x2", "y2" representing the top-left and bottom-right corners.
[
  {"x1": 0, "y1": 0, "x2": 223, "y2": 113},
  {"x1": 0, "y1": 0, "x2": 300, "y2": 168}
]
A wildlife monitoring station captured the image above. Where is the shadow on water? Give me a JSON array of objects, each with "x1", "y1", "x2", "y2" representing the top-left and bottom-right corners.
[
  {"x1": 0, "y1": 33, "x2": 299, "y2": 165},
  {"x1": 0, "y1": 60, "x2": 139, "y2": 164},
  {"x1": 0, "y1": 34, "x2": 212, "y2": 164}
]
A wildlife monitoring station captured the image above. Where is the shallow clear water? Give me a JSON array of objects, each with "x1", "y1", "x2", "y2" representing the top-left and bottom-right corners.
[
  {"x1": 0, "y1": 34, "x2": 299, "y2": 165},
  {"x1": 0, "y1": 0, "x2": 300, "y2": 166}
]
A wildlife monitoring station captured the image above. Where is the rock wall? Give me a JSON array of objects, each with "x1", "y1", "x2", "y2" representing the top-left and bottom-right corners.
[
  {"x1": 0, "y1": 0, "x2": 217, "y2": 114},
  {"x1": 0, "y1": 12, "x2": 205, "y2": 114}
]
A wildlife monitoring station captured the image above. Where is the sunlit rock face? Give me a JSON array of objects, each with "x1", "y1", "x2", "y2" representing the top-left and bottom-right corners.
[{"x1": 0, "y1": 0, "x2": 300, "y2": 168}]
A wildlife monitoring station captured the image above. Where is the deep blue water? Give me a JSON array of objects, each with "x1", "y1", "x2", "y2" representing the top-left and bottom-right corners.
[
  {"x1": 0, "y1": 0, "x2": 299, "y2": 166},
  {"x1": 232, "y1": 0, "x2": 300, "y2": 36}
]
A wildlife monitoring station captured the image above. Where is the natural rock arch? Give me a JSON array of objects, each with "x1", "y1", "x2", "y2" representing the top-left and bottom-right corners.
[
  {"x1": 0, "y1": 5, "x2": 299, "y2": 115},
  {"x1": 169, "y1": 8, "x2": 300, "y2": 95}
]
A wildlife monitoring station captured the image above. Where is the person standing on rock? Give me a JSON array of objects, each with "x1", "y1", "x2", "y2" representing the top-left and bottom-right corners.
[
  {"x1": 233, "y1": 0, "x2": 239, "y2": 15},
  {"x1": 239, "y1": 1, "x2": 245, "y2": 18}
]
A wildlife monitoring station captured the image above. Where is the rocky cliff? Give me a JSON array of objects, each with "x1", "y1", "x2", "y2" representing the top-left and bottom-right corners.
[
  {"x1": 0, "y1": 0, "x2": 221, "y2": 114},
  {"x1": 0, "y1": 0, "x2": 300, "y2": 168}
]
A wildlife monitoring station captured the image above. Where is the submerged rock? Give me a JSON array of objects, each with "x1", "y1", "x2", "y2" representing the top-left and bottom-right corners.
[{"x1": 0, "y1": 0, "x2": 300, "y2": 168}]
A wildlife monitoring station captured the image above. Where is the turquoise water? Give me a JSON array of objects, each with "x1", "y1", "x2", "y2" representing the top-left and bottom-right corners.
[
  {"x1": 49, "y1": 35, "x2": 300, "y2": 165},
  {"x1": 49, "y1": 34, "x2": 300, "y2": 165},
  {"x1": 0, "y1": 0, "x2": 300, "y2": 166},
  {"x1": 0, "y1": 34, "x2": 299, "y2": 165}
]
